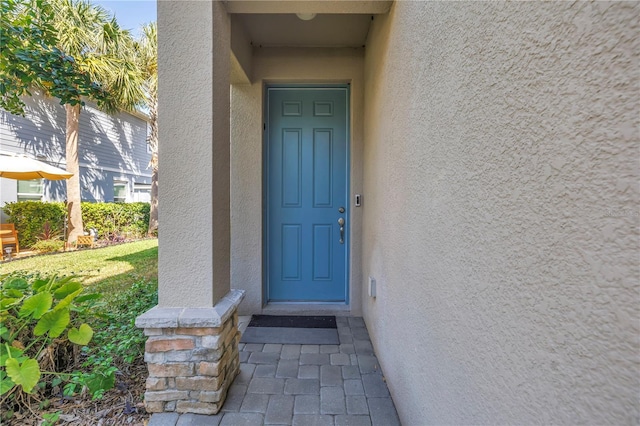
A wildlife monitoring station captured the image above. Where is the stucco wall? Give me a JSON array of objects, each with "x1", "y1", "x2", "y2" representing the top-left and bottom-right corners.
[
  {"x1": 363, "y1": 2, "x2": 639, "y2": 424},
  {"x1": 157, "y1": 0, "x2": 231, "y2": 307},
  {"x1": 231, "y1": 47, "x2": 364, "y2": 315}
]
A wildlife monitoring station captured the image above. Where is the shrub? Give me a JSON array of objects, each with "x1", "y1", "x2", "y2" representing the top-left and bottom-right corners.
[
  {"x1": 31, "y1": 240, "x2": 64, "y2": 253},
  {"x1": 2, "y1": 201, "x2": 150, "y2": 248},
  {"x1": 37, "y1": 221, "x2": 63, "y2": 242},
  {"x1": 81, "y1": 202, "x2": 149, "y2": 240},
  {"x1": 1, "y1": 202, "x2": 64, "y2": 248}
]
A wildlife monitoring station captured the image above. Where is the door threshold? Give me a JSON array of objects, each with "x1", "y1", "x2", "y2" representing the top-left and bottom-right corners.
[{"x1": 261, "y1": 303, "x2": 351, "y2": 316}]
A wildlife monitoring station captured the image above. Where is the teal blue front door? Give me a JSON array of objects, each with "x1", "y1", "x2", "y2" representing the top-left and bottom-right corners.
[{"x1": 266, "y1": 86, "x2": 349, "y2": 302}]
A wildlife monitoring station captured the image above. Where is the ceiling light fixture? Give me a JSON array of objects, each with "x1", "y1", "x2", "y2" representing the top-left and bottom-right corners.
[{"x1": 296, "y1": 13, "x2": 317, "y2": 21}]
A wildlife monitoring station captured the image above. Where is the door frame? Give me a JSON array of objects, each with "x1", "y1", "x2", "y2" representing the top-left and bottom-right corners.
[{"x1": 262, "y1": 83, "x2": 351, "y2": 305}]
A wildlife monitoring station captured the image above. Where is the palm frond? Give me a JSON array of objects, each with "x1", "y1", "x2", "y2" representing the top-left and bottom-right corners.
[{"x1": 48, "y1": 0, "x2": 147, "y2": 112}]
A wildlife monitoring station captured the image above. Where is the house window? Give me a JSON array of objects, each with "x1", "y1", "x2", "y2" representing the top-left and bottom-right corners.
[
  {"x1": 17, "y1": 179, "x2": 43, "y2": 201},
  {"x1": 133, "y1": 183, "x2": 152, "y2": 203},
  {"x1": 113, "y1": 181, "x2": 127, "y2": 203}
]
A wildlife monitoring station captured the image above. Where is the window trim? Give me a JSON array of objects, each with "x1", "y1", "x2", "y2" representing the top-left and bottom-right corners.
[
  {"x1": 17, "y1": 179, "x2": 44, "y2": 202},
  {"x1": 113, "y1": 180, "x2": 128, "y2": 203}
]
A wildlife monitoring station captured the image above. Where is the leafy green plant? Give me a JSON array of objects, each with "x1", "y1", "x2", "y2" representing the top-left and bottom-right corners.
[
  {"x1": 31, "y1": 240, "x2": 64, "y2": 253},
  {"x1": 0, "y1": 0, "x2": 109, "y2": 116},
  {"x1": 0, "y1": 274, "x2": 107, "y2": 401},
  {"x1": 62, "y1": 361, "x2": 116, "y2": 400},
  {"x1": 85, "y1": 280, "x2": 157, "y2": 366},
  {"x1": 41, "y1": 412, "x2": 60, "y2": 426},
  {"x1": 0, "y1": 242, "x2": 158, "y2": 422},
  {"x1": 37, "y1": 221, "x2": 62, "y2": 241}
]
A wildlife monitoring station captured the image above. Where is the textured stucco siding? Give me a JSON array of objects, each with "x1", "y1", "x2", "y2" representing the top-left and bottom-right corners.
[
  {"x1": 231, "y1": 48, "x2": 364, "y2": 315},
  {"x1": 157, "y1": 0, "x2": 231, "y2": 307},
  {"x1": 363, "y1": 2, "x2": 639, "y2": 424}
]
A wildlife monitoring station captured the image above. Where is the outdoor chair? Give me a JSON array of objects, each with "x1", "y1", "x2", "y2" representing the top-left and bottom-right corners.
[{"x1": 0, "y1": 223, "x2": 20, "y2": 254}]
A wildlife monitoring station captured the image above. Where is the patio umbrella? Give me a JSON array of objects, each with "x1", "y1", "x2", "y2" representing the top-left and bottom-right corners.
[{"x1": 0, "y1": 154, "x2": 73, "y2": 180}]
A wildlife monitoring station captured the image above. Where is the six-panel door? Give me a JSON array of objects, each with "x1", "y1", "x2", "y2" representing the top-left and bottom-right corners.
[{"x1": 266, "y1": 87, "x2": 349, "y2": 302}]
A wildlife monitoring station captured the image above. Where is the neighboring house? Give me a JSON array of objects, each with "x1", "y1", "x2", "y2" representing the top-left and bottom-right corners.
[
  {"x1": 138, "y1": 1, "x2": 635, "y2": 424},
  {"x1": 0, "y1": 91, "x2": 152, "y2": 221}
]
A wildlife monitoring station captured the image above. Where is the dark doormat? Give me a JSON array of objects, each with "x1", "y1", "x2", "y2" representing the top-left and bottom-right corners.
[
  {"x1": 248, "y1": 315, "x2": 337, "y2": 329},
  {"x1": 240, "y1": 327, "x2": 339, "y2": 345},
  {"x1": 241, "y1": 315, "x2": 339, "y2": 345}
]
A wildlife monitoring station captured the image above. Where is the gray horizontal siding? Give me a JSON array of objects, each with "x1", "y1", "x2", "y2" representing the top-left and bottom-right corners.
[
  {"x1": 0, "y1": 91, "x2": 151, "y2": 175},
  {"x1": 0, "y1": 92, "x2": 151, "y2": 203},
  {"x1": 1, "y1": 94, "x2": 67, "y2": 162}
]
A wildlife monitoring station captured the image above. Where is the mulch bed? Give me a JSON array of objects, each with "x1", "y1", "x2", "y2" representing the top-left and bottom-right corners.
[{"x1": 4, "y1": 361, "x2": 150, "y2": 426}]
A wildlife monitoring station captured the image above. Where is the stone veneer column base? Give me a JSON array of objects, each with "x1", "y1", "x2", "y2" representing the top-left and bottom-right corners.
[{"x1": 135, "y1": 290, "x2": 245, "y2": 415}]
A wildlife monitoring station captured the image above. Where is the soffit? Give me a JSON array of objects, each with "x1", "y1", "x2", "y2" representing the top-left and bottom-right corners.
[
  {"x1": 236, "y1": 13, "x2": 372, "y2": 48},
  {"x1": 224, "y1": 1, "x2": 392, "y2": 14}
]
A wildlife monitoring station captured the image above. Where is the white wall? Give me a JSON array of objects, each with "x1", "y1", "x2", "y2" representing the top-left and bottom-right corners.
[
  {"x1": 0, "y1": 178, "x2": 17, "y2": 222},
  {"x1": 231, "y1": 47, "x2": 365, "y2": 315},
  {"x1": 363, "y1": 2, "x2": 639, "y2": 424}
]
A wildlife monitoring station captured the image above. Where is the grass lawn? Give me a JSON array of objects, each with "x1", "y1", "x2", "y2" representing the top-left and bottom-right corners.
[{"x1": 0, "y1": 239, "x2": 158, "y2": 298}]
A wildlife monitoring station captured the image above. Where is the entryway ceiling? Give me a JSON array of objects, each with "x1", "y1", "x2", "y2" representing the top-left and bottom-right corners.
[
  {"x1": 236, "y1": 14, "x2": 373, "y2": 48},
  {"x1": 227, "y1": 1, "x2": 392, "y2": 81},
  {"x1": 226, "y1": 0, "x2": 392, "y2": 48}
]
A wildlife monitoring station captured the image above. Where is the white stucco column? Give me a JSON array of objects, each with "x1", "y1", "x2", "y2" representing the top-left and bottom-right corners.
[
  {"x1": 135, "y1": 1, "x2": 244, "y2": 415},
  {"x1": 156, "y1": 0, "x2": 231, "y2": 308}
]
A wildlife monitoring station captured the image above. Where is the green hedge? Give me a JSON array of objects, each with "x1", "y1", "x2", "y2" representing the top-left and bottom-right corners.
[
  {"x1": 2, "y1": 201, "x2": 65, "y2": 249},
  {"x1": 81, "y1": 202, "x2": 150, "y2": 241},
  {"x1": 2, "y1": 201, "x2": 150, "y2": 248}
]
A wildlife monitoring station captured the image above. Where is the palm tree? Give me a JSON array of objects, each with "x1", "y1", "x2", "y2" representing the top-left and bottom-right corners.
[
  {"x1": 50, "y1": 0, "x2": 143, "y2": 243},
  {"x1": 135, "y1": 23, "x2": 158, "y2": 236}
]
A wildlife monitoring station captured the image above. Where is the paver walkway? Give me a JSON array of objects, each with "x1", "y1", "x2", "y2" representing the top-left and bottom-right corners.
[{"x1": 149, "y1": 316, "x2": 400, "y2": 426}]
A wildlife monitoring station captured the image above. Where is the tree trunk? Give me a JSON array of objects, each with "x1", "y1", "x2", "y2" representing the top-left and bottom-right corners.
[
  {"x1": 147, "y1": 98, "x2": 159, "y2": 236},
  {"x1": 65, "y1": 103, "x2": 84, "y2": 244}
]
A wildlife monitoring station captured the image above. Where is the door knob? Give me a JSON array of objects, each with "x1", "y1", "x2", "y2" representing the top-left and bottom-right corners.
[{"x1": 337, "y1": 218, "x2": 345, "y2": 244}]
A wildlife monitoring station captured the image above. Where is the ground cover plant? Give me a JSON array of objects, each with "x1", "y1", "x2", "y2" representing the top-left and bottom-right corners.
[{"x1": 0, "y1": 239, "x2": 158, "y2": 425}]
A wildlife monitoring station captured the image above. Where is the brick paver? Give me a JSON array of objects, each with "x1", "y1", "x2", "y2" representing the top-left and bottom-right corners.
[{"x1": 149, "y1": 317, "x2": 400, "y2": 425}]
